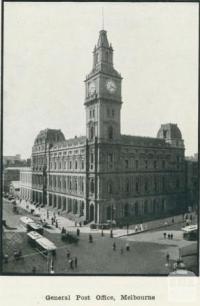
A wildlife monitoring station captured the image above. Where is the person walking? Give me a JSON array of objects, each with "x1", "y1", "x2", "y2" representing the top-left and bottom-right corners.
[
  {"x1": 32, "y1": 266, "x2": 36, "y2": 274},
  {"x1": 166, "y1": 253, "x2": 170, "y2": 263},
  {"x1": 76, "y1": 228, "x2": 80, "y2": 236},
  {"x1": 69, "y1": 258, "x2": 74, "y2": 269},
  {"x1": 89, "y1": 234, "x2": 93, "y2": 243},
  {"x1": 74, "y1": 257, "x2": 78, "y2": 268},
  {"x1": 112, "y1": 242, "x2": 116, "y2": 251},
  {"x1": 110, "y1": 229, "x2": 113, "y2": 238},
  {"x1": 163, "y1": 232, "x2": 166, "y2": 239},
  {"x1": 125, "y1": 242, "x2": 130, "y2": 251},
  {"x1": 66, "y1": 249, "x2": 70, "y2": 259}
]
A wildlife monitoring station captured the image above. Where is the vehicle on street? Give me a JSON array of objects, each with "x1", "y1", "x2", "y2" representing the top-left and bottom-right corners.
[
  {"x1": 181, "y1": 224, "x2": 197, "y2": 241},
  {"x1": 27, "y1": 231, "x2": 57, "y2": 257},
  {"x1": 20, "y1": 216, "x2": 44, "y2": 234}
]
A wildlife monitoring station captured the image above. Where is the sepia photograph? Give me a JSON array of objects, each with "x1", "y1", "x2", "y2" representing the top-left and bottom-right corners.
[{"x1": 1, "y1": 1, "x2": 199, "y2": 277}]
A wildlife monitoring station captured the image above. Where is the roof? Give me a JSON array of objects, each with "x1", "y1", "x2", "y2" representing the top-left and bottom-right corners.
[
  {"x1": 157, "y1": 123, "x2": 182, "y2": 139},
  {"x1": 181, "y1": 225, "x2": 197, "y2": 232},
  {"x1": 34, "y1": 129, "x2": 65, "y2": 146},
  {"x1": 120, "y1": 134, "x2": 167, "y2": 147},
  {"x1": 36, "y1": 237, "x2": 57, "y2": 251},
  {"x1": 20, "y1": 217, "x2": 34, "y2": 225},
  {"x1": 50, "y1": 136, "x2": 86, "y2": 150},
  {"x1": 97, "y1": 30, "x2": 110, "y2": 48},
  {"x1": 27, "y1": 231, "x2": 43, "y2": 240}
]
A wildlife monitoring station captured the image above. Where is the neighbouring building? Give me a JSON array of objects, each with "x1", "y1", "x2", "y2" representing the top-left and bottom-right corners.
[
  {"x1": 20, "y1": 29, "x2": 186, "y2": 224},
  {"x1": 185, "y1": 155, "x2": 198, "y2": 211},
  {"x1": 9, "y1": 181, "x2": 20, "y2": 197},
  {"x1": 3, "y1": 154, "x2": 30, "y2": 169},
  {"x1": 3, "y1": 167, "x2": 23, "y2": 193}
]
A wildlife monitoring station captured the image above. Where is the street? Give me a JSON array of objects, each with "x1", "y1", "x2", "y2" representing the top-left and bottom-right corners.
[{"x1": 2, "y1": 199, "x2": 197, "y2": 275}]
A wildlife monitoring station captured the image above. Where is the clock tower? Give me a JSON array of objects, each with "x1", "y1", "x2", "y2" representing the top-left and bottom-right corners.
[{"x1": 84, "y1": 30, "x2": 122, "y2": 142}]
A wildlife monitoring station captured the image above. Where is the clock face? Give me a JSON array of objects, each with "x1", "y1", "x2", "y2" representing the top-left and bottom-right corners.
[
  {"x1": 106, "y1": 79, "x2": 117, "y2": 93},
  {"x1": 89, "y1": 82, "x2": 96, "y2": 95}
]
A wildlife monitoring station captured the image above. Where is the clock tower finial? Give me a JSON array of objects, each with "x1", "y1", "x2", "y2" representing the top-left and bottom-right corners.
[{"x1": 102, "y1": 7, "x2": 104, "y2": 30}]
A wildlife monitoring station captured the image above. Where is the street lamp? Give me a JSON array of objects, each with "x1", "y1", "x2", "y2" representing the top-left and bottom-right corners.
[{"x1": 110, "y1": 198, "x2": 116, "y2": 237}]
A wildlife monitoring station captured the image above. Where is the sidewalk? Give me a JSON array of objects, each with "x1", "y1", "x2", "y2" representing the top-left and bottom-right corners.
[{"x1": 16, "y1": 199, "x2": 196, "y2": 238}]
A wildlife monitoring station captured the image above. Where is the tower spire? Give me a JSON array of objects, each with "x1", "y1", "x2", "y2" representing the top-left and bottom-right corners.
[{"x1": 102, "y1": 7, "x2": 104, "y2": 30}]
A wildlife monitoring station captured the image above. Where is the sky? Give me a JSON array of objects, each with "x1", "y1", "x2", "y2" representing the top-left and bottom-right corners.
[{"x1": 3, "y1": 2, "x2": 198, "y2": 158}]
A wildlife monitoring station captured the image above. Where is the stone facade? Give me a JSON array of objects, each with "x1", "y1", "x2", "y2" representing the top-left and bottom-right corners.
[{"x1": 20, "y1": 29, "x2": 186, "y2": 224}]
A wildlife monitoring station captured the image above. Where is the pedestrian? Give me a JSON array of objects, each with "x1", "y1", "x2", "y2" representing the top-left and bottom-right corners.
[
  {"x1": 163, "y1": 232, "x2": 166, "y2": 239},
  {"x1": 55, "y1": 220, "x2": 58, "y2": 228},
  {"x1": 166, "y1": 253, "x2": 170, "y2": 263},
  {"x1": 125, "y1": 242, "x2": 130, "y2": 251},
  {"x1": 167, "y1": 234, "x2": 170, "y2": 239},
  {"x1": 101, "y1": 229, "x2": 104, "y2": 237},
  {"x1": 61, "y1": 227, "x2": 65, "y2": 234},
  {"x1": 89, "y1": 234, "x2": 93, "y2": 243},
  {"x1": 74, "y1": 257, "x2": 78, "y2": 268},
  {"x1": 77, "y1": 228, "x2": 80, "y2": 236},
  {"x1": 66, "y1": 249, "x2": 70, "y2": 259},
  {"x1": 112, "y1": 242, "x2": 116, "y2": 251},
  {"x1": 47, "y1": 210, "x2": 49, "y2": 219},
  {"x1": 51, "y1": 217, "x2": 54, "y2": 225},
  {"x1": 171, "y1": 233, "x2": 173, "y2": 240},
  {"x1": 50, "y1": 267, "x2": 55, "y2": 274},
  {"x1": 4, "y1": 254, "x2": 8, "y2": 264},
  {"x1": 172, "y1": 218, "x2": 174, "y2": 224},
  {"x1": 32, "y1": 266, "x2": 36, "y2": 274},
  {"x1": 110, "y1": 229, "x2": 113, "y2": 238},
  {"x1": 135, "y1": 225, "x2": 138, "y2": 232},
  {"x1": 69, "y1": 258, "x2": 74, "y2": 269}
]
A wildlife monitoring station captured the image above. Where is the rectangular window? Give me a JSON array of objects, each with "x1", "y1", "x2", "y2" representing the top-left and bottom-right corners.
[
  {"x1": 125, "y1": 160, "x2": 129, "y2": 169},
  {"x1": 90, "y1": 153, "x2": 94, "y2": 163},
  {"x1": 108, "y1": 153, "x2": 113, "y2": 163},
  {"x1": 81, "y1": 160, "x2": 84, "y2": 169},
  {"x1": 135, "y1": 160, "x2": 139, "y2": 169},
  {"x1": 145, "y1": 160, "x2": 148, "y2": 169}
]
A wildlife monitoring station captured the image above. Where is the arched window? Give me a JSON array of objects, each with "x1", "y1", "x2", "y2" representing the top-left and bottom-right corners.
[
  {"x1": 90, "y1": 179, "x2": 94, "y2": 193},
  {"x1": 144, "y1": 180, "x2": 148, "y2": 192},
  {"x1": 144, "y1": 200, "x2": 148, "y2": 214},
  {"x1": 74, "y1": 178, "x2": 77, "y2": 191},
  {"x1": 108, "y1": 126, "x2": 113, "y2": 140},
  {"x1": 105, "y1": 51, "x2": 109, "y2": 62},
  {"x1": 124, "y1": 203, "x2": 129, "y2": 217},
  {"x1": 126, "y1": 179, "x2": 129, "y2": 193},
  {"x1": 108, "y1": 182, "x2": 112, "y2": 194},
  {"x1": 90, "y1": 126, "x2": 94, "y2": 140}
]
